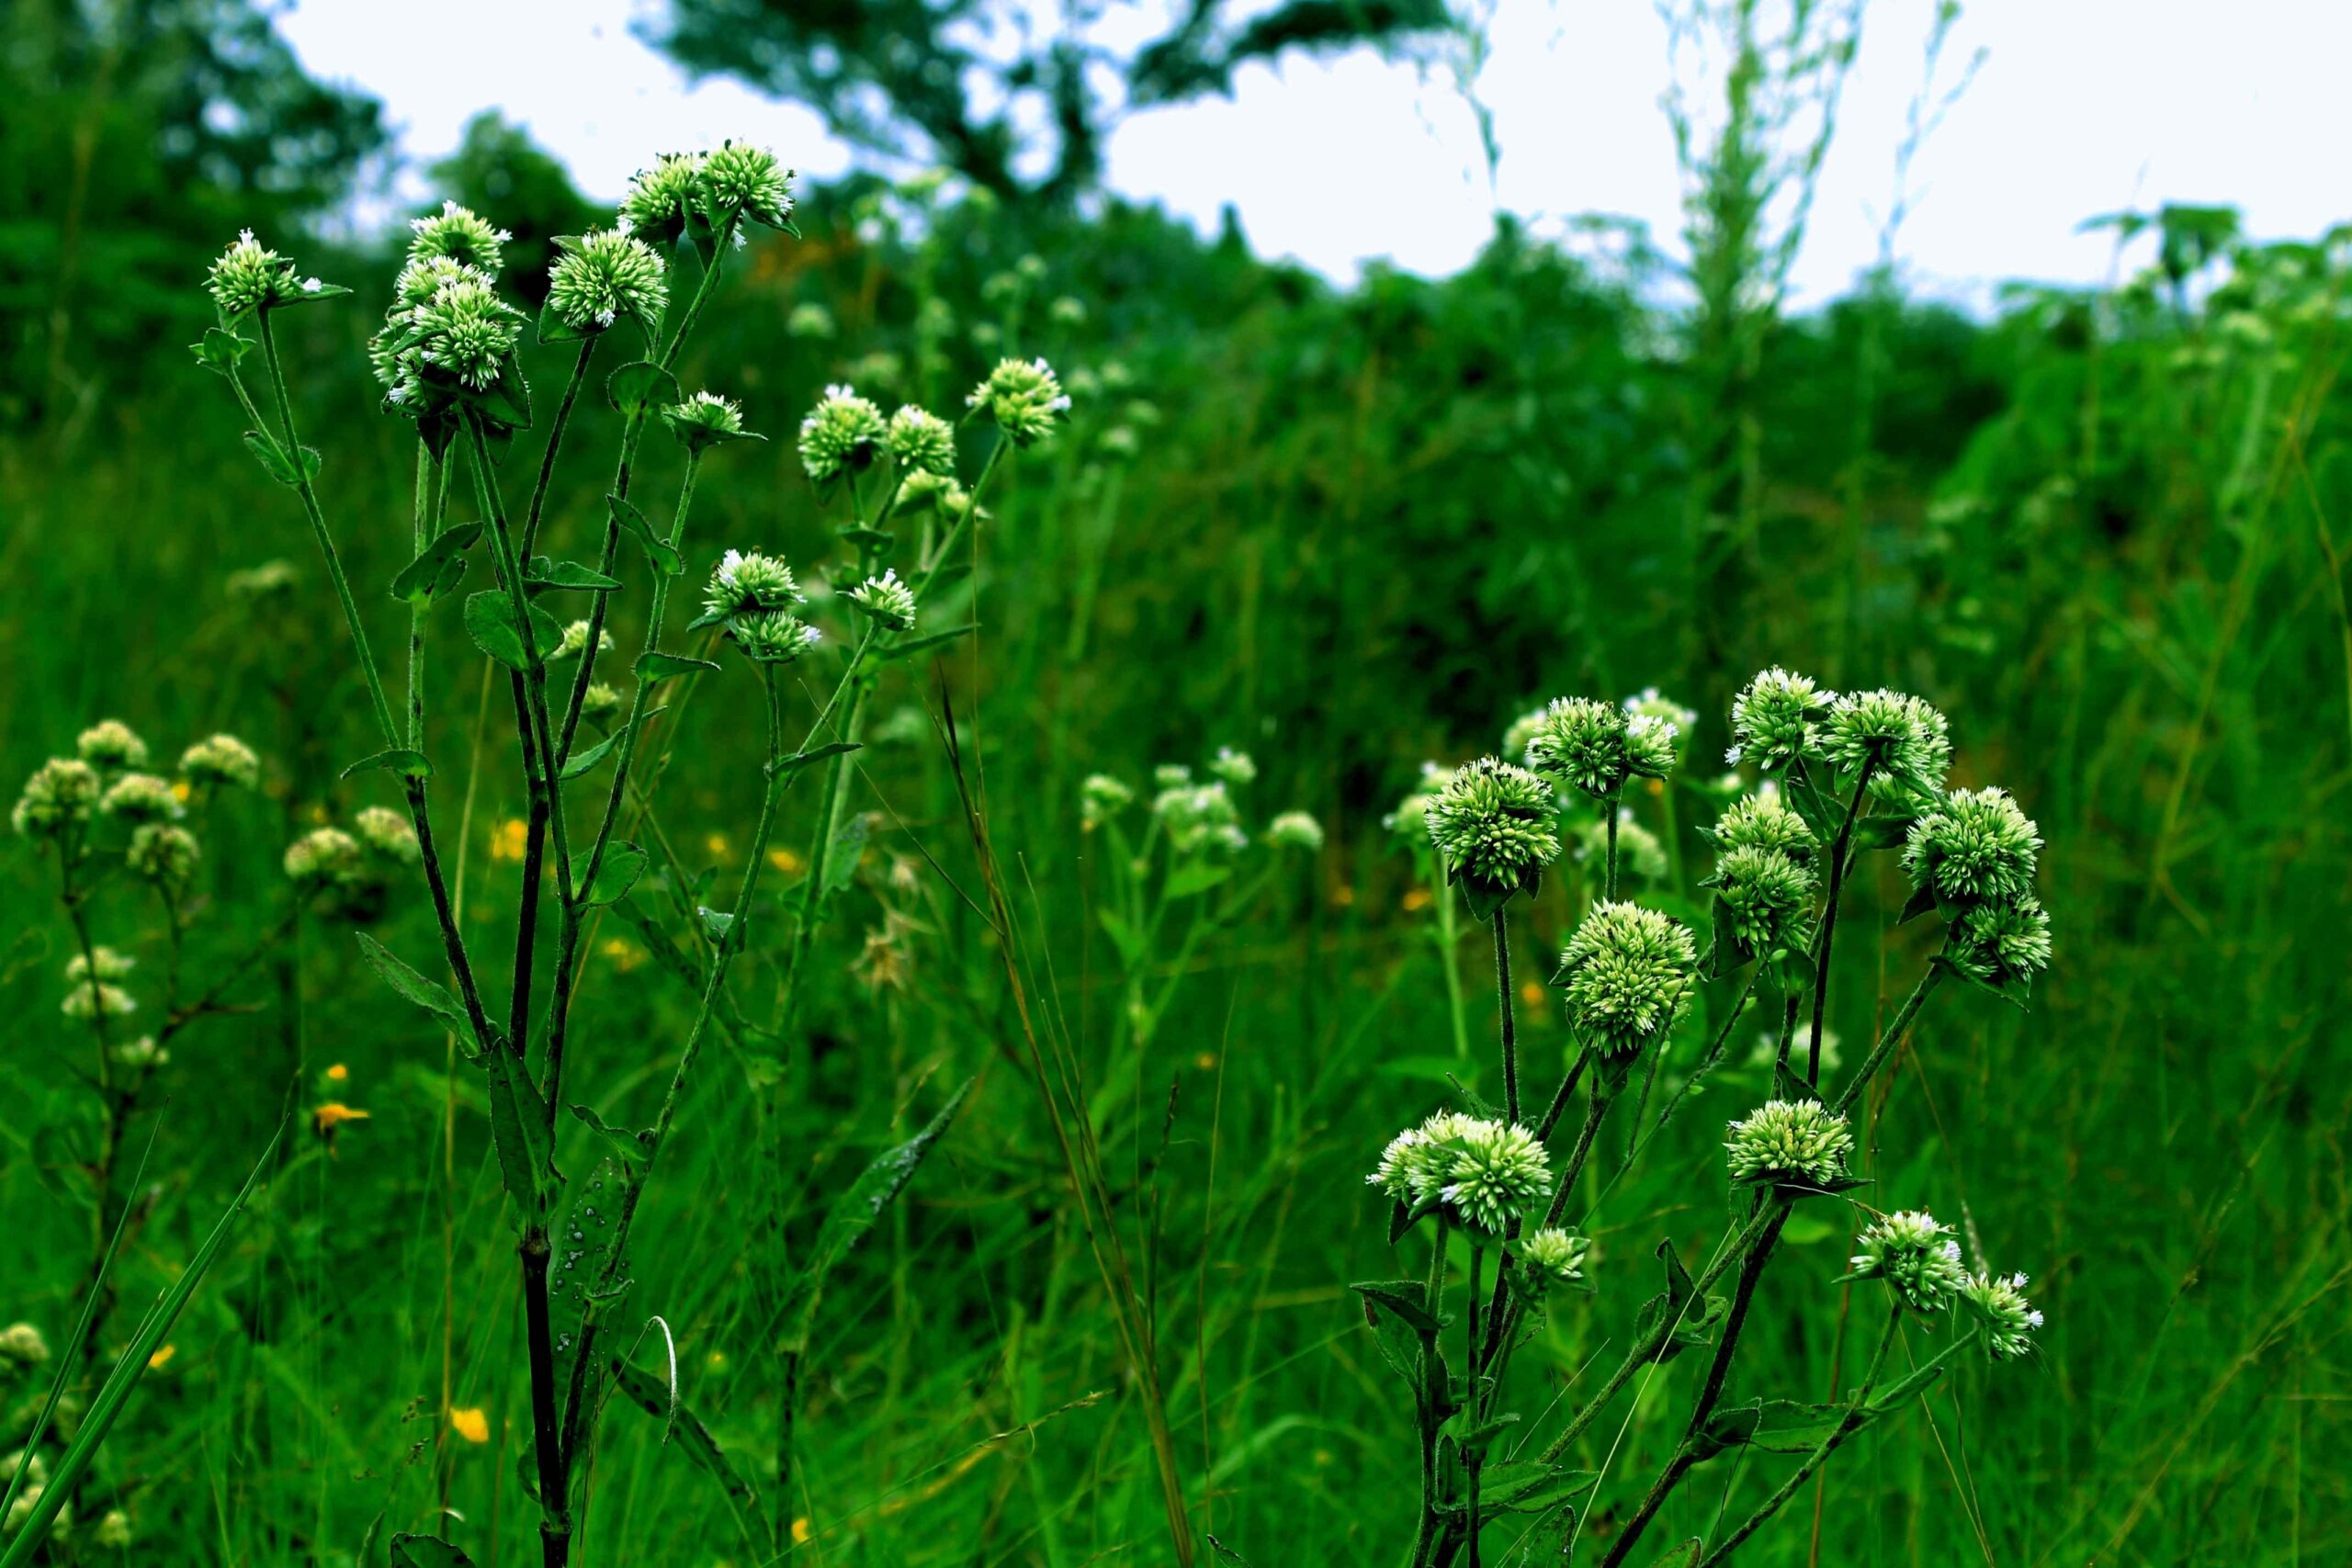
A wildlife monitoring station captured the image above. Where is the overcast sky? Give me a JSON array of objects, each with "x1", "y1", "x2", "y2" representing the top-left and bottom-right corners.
[{"x1": 275, "y1": 0, "x2": 2352, "y2": 305}]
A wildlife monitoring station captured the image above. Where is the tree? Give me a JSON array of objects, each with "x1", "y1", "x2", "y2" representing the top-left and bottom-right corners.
[{"x1": 640, "y1": 0, "x2": 1452, "y2": 204}]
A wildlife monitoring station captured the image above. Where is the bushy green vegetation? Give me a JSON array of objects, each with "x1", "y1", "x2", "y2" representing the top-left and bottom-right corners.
[{"x1": 3, "y1": 88, "x2": 2348, "y2": 1568}]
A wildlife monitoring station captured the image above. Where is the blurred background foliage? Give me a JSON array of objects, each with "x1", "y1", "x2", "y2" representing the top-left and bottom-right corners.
[{"x1": 1, "y1": 1, "x2": 2347, "y2": 1564}]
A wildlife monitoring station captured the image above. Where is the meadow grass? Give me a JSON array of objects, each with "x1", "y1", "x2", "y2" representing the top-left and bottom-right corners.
[{"x1": 0, "y1": 176, "x2": 2346, "y2": 1566}]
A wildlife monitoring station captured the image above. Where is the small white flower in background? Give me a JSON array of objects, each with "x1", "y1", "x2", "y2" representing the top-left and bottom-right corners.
[
  {"x1": 1209, "y1": 748, "x2": 1256, "y2": 785},
  {"x1": 284, "y1": 827, "x2": 363, "y2": 889},
  {"x1": 180, "y1": 732, "x2": 260, "y2": 791},
  {"x1": 353, "y1": 806, "x2": 421, "y2": 865},
  {"x1": 554, "y1": 620, "x2": 613, "y2": 661},
  {"x1": 99, "y1": 772, "x2": 182, "y2": 824},
  {"x1": 1080, "y1": 774, "x2": 1135, "y2": 829},
  {"x1": 128, "y1": 823, "x2": 201, "y2": 890},
  {"x1": 65, "y1": 948, "x2": 136, "y2": 984},
  {"x1": 77, "y1": 719, "x2": 148, "y2": 770},
  {"x1": 14, "y1": 758, "x2": 100, "y2": 837},
  {"x1": 1265, "y1": 811, "x2": 1324, "y2": 852},
  {"x1": 786, "y1": 301, "x2": 836, "y2": 339},
  {"x1": 62, "y1": 982, "x2": 136, "y2": 1021},
  {"x1": 967, "y1": 356, "x2": 1070, "y2": 447}
]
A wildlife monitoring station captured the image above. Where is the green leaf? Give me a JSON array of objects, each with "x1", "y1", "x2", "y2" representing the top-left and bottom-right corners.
[
  {"x1": 877, "y1": 621, "x2": 978, "y2": 662},
  {"x1": 1438, "y1": 1408, "x2": 1521, "y2": 1451},
  {"x1": 1867, "y1": 1356, "x2": 1949, "y2": 1415},
  {"x1": 608, "y1": 492, "x2": 683, "y2": 576},
  {"x1": 1750, "y1": 1398, "x2": 1858, "y2": 1453},
  {"x1": 1897, "y1": 883, "x2": 1941, "y2": 925},
  {"x1": 353, "y1": 934, "x2": 481, "y2": 1054},
  {"x1": 483, "y1": 1042, "x2": 557, "y2": 1219},
  {"x1": 390, "y1": 523, "x2": 484, "y2": 604},
  {"x1": 548, "y1": 1157, "x2": 628, "y2": 1389},
  {"x1": 1097, "y1": 908, "x2": 1144, "y2": 965},
  {"x1": 635, "y1": 649, "x2": 719, "y2": 683},
  {"x1": 838, "y1": 525, "x2": 896, "y2": 553},
  {"x1": 1645, "y1": 1541, "x2": 1703, "y2": 1568},
  {"x1": 608, "y1": 1358, "x2": 771, "y2": 1548},
  {"x1": 776, "y1": 1080, "x2": 974, "y2": 1353},
  {"x1": 1852, "y1": 812, "x2": 1920, "y2": 852},
  {"x1": 1164, "y1": 860, "x2": 1233, "y2": 899},
  {"x1": 389, "y1": 1535, "x2": 479, "y2": 1568},
  {"x1": 464, "y1": 590, "x2": 561, "y2": 671},
  {"x1": 189, "y1": 327, "x2": 253, "y2": 374},
  {"x1": 821, "y1": 815, "x2": 867, "y2": 897},
  {"x1": 1478, "y1": 1460, "x2": 1599, "y2": 1515},
  {"x1": 1690, "y1": 1401, "x2": 1763, "y2": 1461},
  {"x1": 526, "y1": 557, "x2": 623, "y2": 592},
  {"x1": 571, "y1": 841, "x2": 648, "y2": 907},
  {"x1": 568, "y1": 1104, "x2": 652, "y2": 1172},
  {"x1": 241, "y1": 430, "x2": 321, "y2": 488},
  {"x1": 606, "y1": 359, "x2": 681, "y2": 416},
  {"x1": 342, "y1": 749, "x2": 432, "y2": 782},
  {"x1": 1205, "y1": 1537, "x2": 1255, "y2": 1567},
  {"x1": 275, "y1": 282, "x2": 355, "y2": 308},
  {"x1": 537, "y1": 294, "x2": 590, "y2": 345},
  {"x1": 766, "y1": 739, "x2": 861, "y2": 780},
  {"x1": 559, "y1": 730, "x2": 623, "y2": 782},
  {"x1": 1351, "y1": 1279, "x2": 1442, "y2": 1337}
]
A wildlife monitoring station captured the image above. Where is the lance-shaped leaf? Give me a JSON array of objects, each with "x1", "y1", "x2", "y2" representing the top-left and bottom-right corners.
[
  {"x1": 524, "y1": 556, "x2": 623, "y2": 592},
  {"x1": 1634, "y1": 1240, "x2": 1727, "y2": 1364},
  {"x1": 765, "y1": 739, "x2": 860, "y2": 781},
  {"x1": 775, "y1": 1080, "x2": 974, "y2": 1353},
  {"x1": 1437, "y1": 1407, "x2": 1521, "y2": 1452},
  {"x1": 342, "y1": 749, "x2": 433, "y2": 782},
  {"x1": 609, "y1": 1358, "x2": 771, "y2": 1549},
  {"x1": 390, "y1": 523, "x2": 485, "y2": 604},
  {"x1": 1476, "y1": 1460, "x2": 1599, "y2": 1516},
  {"x1": 607, "y1": 492, "x2": 683, "y2": 576},
  {"x1": 1866, "y1": 1355, "x2": 1950, "y2": 1415},
  {"x1": 483, "y1": 1043, "x2": 557, "y2": 1219},
  {"x1": 876, "y1": 621, "x2": 978, "y2": 663},
  {"x1": 1351, "y1": 1279, "x2": 1442, "y2": 1337},
  {"x1": 389, "y1": 1538, "x2": 478, "y2": 1568},
  {"x1": 1748, "y1": 1398, "x2": 1860, "y2": 1453},
  {"x1": 548, "y1": 1158, "x2": 628, "y2": 1395},
  {"x1": 354, "y1": 934, "x2": 483, "y2": 1055},
  {"x1": 635, "y1": 649, "x2": 718, "y2": 683},
  {"x1": 242, "y1": 431, "x2": 322, "y2": 488}
]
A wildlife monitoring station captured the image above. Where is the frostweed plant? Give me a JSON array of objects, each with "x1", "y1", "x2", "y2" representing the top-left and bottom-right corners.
[
  {"x1": 175, "y1": 150, "x2": 1057, "y2": 1565},
  {"x1": 1338, "y1": 667, "x2": 2055, "y2": 1568}
]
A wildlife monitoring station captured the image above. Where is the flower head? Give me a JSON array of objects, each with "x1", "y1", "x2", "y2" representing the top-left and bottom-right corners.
[
  {"x1": 1152, "y1": 780, "x2": 1245, "y2": 855},
  {"x1": 1525, "y1": 696, "x2": 1674, "y2": 798},
  {"x1": 1706, "y1": 844, "x2": 1817, "y2": 957},
  {"x1": 1960, "y1": 1269, "x2": 2044, "y2": 1360},
  {"x1": 847, "y1": 570, "x2": 918, "y2": 632},
  {"x1": 548, "y1": 229, "x2": 669, "y2": 335},
  {"x1": 1728, "y1": 668, "x2": 1830, "y2": 770},
  {"x1": 0, "y1": 1325, "x2": 51, "y2": 1366},
  {"x1": 893, "y1": 468, "x2": 982, "y2": 524},
  {"x1": 77, "y1": 720, "x2": 148, "y2": 770},
  {"x1": 967, "y1": 356, "x2": 1070, "y2": 447},
  {"x1": 580, "y1": 683, "x2": 625, "y2": 728},
  {"x1": 206, "y1": 230, "x2": 303, "y2": 319},
  {"x1": 1725, "y1": 1100, "x2": 1854, "y2": 1188},
  {"x1": 180, "y1": 733, "x2": 260, "y2": 791},
  {"x1": 100, "y1": 773, "x2": 182, "y2": 824},
  {"x1": 14, "y1": 758, "x2": 100, "y2": 838},
  {"x1": 127, "y1": 823, "x2": 201, "y2": 890},
  {"x1": 1904, "y1": 787, "x2": 2041, "y2": 907},
  {"x1": 1209, "y1": 748, "x2": 1257, "y2": 786},
  {"x1": 1442, "y1": 1121, "x2": 1554, "y2": 1235},
  {"x1": 1384, "y1": 762, "x2": 1456, "y2": 840},
  {"x1": 1555, "y1": 901, "x2": 1696, "y2": 1057},
  {"x1": 1423, "y1": 757, "x2": 1558, "y2": 910},
  {"x1": 407, "y1": 273, "x2": 525, "y2": 391},
  {"x1": 703, "y1": 549, "x2": 804, "y2": 620},
  {"x1": 284, "y1": 827, "x2": 364, "y2": 889},
  {"x1": 1946, "y1": 895, "x2": 2052, "y2": 989},
  {"x1": 1519, "y1": 1227, "x2": 1591, "y2": 1290},
  {"x1": 787, "y1": 302, "x2": 836, "y2": 339},
  {"x1": 797, "y1": 383, "x2": 887, "y2": 484},
  {"x1": 725, "y1": 610, "x2": 822, "y2": 664},
  {"x1": 353, "y1": 806, "x2": 421, "y2": 865},
  {"x1": 1266, "y1": 811, "x2": 1325, "y2": 852},
  {"x1": 1849, "y1": 1210, "x2": 1966, "y2": 1313},
  {"x1": 65, "y1": 947, "x2": 136, "y2": 984},
  {"x1": 1820, "y1": 689, "x2": 1951, "y2": 798},
  {"x1": 408, "y1": 201, "x2": 509, "y2": 274},
  {"x1": 62, "y1": 981, "x2": 136, "y2": 1021},
  {"x1": 886, "y1": 405, "x2": 956, "y2": 476},
  {"x1": 393, "y1": 254, "x2": 488, "y2": 311},
  {"x1": 1711, "y1": 791, "x2": 1813, "y2": 858},
  {"x1": 619, "y1": 152, "x2": 706, "y2": 243},
  {"x1": 697, "y1": 139, "x2": 795, "y2": 230},
  {"x1": 554, "y1": 619, "x2": 612, "y2": 661},
  {"x1": 663, "y1": 389, "x2": 749, "y2": 450},
  {"x1": 1080, "y1": 773, "x2": 1135, "y2": 829},
  {"x1": 1624, "y1": 689, "x2": 1697, "y2": 767}
]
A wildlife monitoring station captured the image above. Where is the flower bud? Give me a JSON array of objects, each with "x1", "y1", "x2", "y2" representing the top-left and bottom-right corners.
[
  {"x1": 180, "y1": 733, "x2": 260, "y2": 791},
  {"x1": 1526, "y1": 696, "x2": 1675, "y2": 799},
  {"x1": 408, "y1": 201, "x2": 510, "y2": 274},
  {"x1": 697, "y1": 140, "x2": 796, "y2": 231},
  {"x1": 1266, "y1": 811, "x2": 1325, "y2": 852},
  {"x1": 548, "y1": 229, "x2": 669, "y2": 336},
  {"x1": 1554, "y1": 901, "x2": 1695, "y2": 1058},
  {"x1": 1709, "y1": 791, "x2": 1813, "y2": 858},
  {"x1": 1849, "y1": 1209, "x2": 1966, "y2": 1313},
  {"x1": 77, "y1": 719, "x2": 148, "y2": 770},
  {"x1": 1727, "y1": 667, "x2": 1830, "y2": 770},
  {"x1": 554, "y1": 620, "x2": 613, "y2": 661},
  {"x1": 99, "y1": 773, "x2": 182, "y2": 824},
  {"x1": 847, "y1": 570, "x2": 918, "y2": 632},
  {"x1": 1705, "y1": 844, "x2": 1816, "y2": 956},
  {"x1": 1423, "y1": 757, "x2": 1559, "y2": 912},
  {"x1": 1724, "y1": 1099, "x2": 1853, "y2": 1188},
  {"x1": 1519, "y1": 1226, "x2": 1591, "y2": 1290},
  {"x1": 1959, "y1": 1269, "x2": 2043, "y2": 1360},
  {"x1": 619, "y1": 152, "x2": 705, "y2": 245},
  {"x1": 1209, "y1": 748, "x2": 1256, "y2": 785},
  {"x1": 580, "y1": 683, "x2": 625, "y2": 728},
  {"x1": 206, "y1": 230, "x2": 315, "y2": 320},
  {"x1": 663, "y1": 389, "x2": 751, "y2": 451},
  {"x1": 797, "y1": 383, "x2": 887, "y2": 485},
  {"x1": 13, "y1": 758, "x2": 99, "y2": 837},
  {"x1": 1820, "y1": 689, "x2": 1951, "y2": 798},
  {"x1": 127, "y1": 823, "x2": 201, "y2": 890},
  {"x1": 886, "y1": 405, "x2": 956, "y2": 476},
  {"x1": 967, "y1": 356, "x2": 1070, "y2": 447},
  {"x1": 1903, "y1": 786, "x2": 2041, "y2": 906}
]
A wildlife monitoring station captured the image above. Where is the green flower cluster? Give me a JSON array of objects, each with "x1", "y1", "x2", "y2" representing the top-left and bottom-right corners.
[
  {"x1": 1724, "y1": 1099, "x2": 1853, "y2": 1187},
  {"x1": 1849, "y1": 1210, "x2": 1966, "y2": 1313},
  {"x1": 1368, "y1": 1111, "x2": 1553, "y2": 1235},
  {"x1": 1554, "y1": 901, "x2": 1695, "y2": 1058},
  {"x1": 1423, "y1": 757, "x2": 1558, "y2": 912}
]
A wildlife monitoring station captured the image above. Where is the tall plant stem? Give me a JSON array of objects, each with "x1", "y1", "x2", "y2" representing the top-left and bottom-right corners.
[
  {"x1": 1492, "y1": 909, "x2": 1520, "y2": 1125},
  {"x1": 1830, "y1": 964, "x2": 1942, "y2": 1115},
  {"x1": 1482, "y1": 1070, "x2": 1615, "y2": 1376},
  {"x1": 408, "y1": 444, "x2": 448, "y2": 749},
  {"x1": 1436, "y1": 880, "x2": 1471, "y2": 1059},
  {"x1": 1808, "y1": 761, "x2": 1876, "y2": 1086},
  {"x1": 1464, "y1": 1244, "x2": 1485, "y2": 1568},
  {"x1": 1407, "y1": 1216, "x2": 1453, "y2": 1568},
  {"x1": 1605, "y1": 796, "x2": 1623, "y2": 900}
]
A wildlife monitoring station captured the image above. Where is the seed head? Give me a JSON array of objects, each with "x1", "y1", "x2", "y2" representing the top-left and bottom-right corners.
[
  {"x1": 77, "y1": 720, "x2": 148, "y2": 770},
  {"x1": 1904, "y1": 786, "x2": 2041, "y2": 906},
  {"x1": 284, "y1": 827, "x2": 364, "y2": 889},
  {"x1": 1728, "y1": 668, "x2": 1830, "y2": 770},
  {"x1": 1526, "y1": 696, "x2": 1675, "y2": 799},
  {"x1": 1080, "y1": 773, "x2": 1135, "y2": 829},
  {"x1": 663, "y1": 389, "x2": 748, "y2": 450},
  {"x1": 798, "y1": 383, "x2": 887, "y2": 484},
  {"x1": 127, "y1": 823, "x2": 201, "y2": 890},
  {"x1": 886, "y1": 405, "x2": 957, "y2": 476},
  {"x1": 619, "y1": 152, "x2": 705, "y2": 244},
  {"x1": 967, "y1": 356, "x2": 1070, "y2": 447},
  {"x1": 100, "y1": 773, "x2": 182, "y2": 825},
  {"x1": 1960, "y1": 1269, "x2": 2044, "y2": 1361},
  {"x1": 697, "y1": 139, "x2": 796, "y2": 231},
  {"x1": 1519, "y1": 1227, "x2": 1591, "y2": 1289},
  {"x1": 1706, "y1": 843, "x2": 1817, "y2": 956},
  {"x1": 180, "y1": 733, "x2": 260, "y2": 791},
  {"x1": 65, "y1": 947, "x2": 136, "y2": 984},
  {"x1": 1711, "y1": 791, "x2": 1812, "y2": 858},
  {"x1": 1209, "y1": 748, "x2": 1257, "y2": 785},
  {"x1": 704, "y1": 549, "x2": 804, "y2": 620},
  {"x1": 408, "y1": 201, "x2": 509, "y2": 273},
  {"x1": 1820, "y1": 689, "x2": 1951, "y2": 798},
  {"x1": 1555, "y1": 901, "x2": 1696, "y2": 1057},
  {"x1": 1266, "y1": 811, "x2": 1325, "y2": 852},
  {"x1": 1849, "y1": 1210, "x2": 1966, "y2": 1314},
  {"x1": 353, "y1": 806, "x2": 421, "y2": 865},
  {"x1": 1424, "y1": 757, "x2": 1558, "y2": 908},
  {"x1": 725, "y1": 609, "x2": 822, "y2": 665},
  {"x1": 206, "y1": 230, "x2": 307, "y2": 319},
  {"x1": 1724, "y1": 1099, "x2": 1853, "y2": 1187},
  {"x1": 548, "y1": 230, "x2": 669, "y2": 335},
  {"x1": 14, "y1": 758, "x2": 100, "y2": 838},
  {"x1": 847, "y1": 570, "x2": 918, "y2": 632},
  {"x1": 1946, "y1": 895, "x2": 2052, "y2": 988}
]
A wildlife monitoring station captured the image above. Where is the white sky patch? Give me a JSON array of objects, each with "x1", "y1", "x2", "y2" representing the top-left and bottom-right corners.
[{"x1": 277, "y1": 0, "x2": 2352, "y2": 304}]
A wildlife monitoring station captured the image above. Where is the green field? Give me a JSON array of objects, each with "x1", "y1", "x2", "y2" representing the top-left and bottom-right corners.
[{"x1": 3, "y1": 17, "x2": 2349, "y2": 1567}]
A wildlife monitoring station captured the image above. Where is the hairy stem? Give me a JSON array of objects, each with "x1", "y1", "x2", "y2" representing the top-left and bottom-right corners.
[{"x1": 1808, "y1": 761, "x2": 1876, "y2": 1086}]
